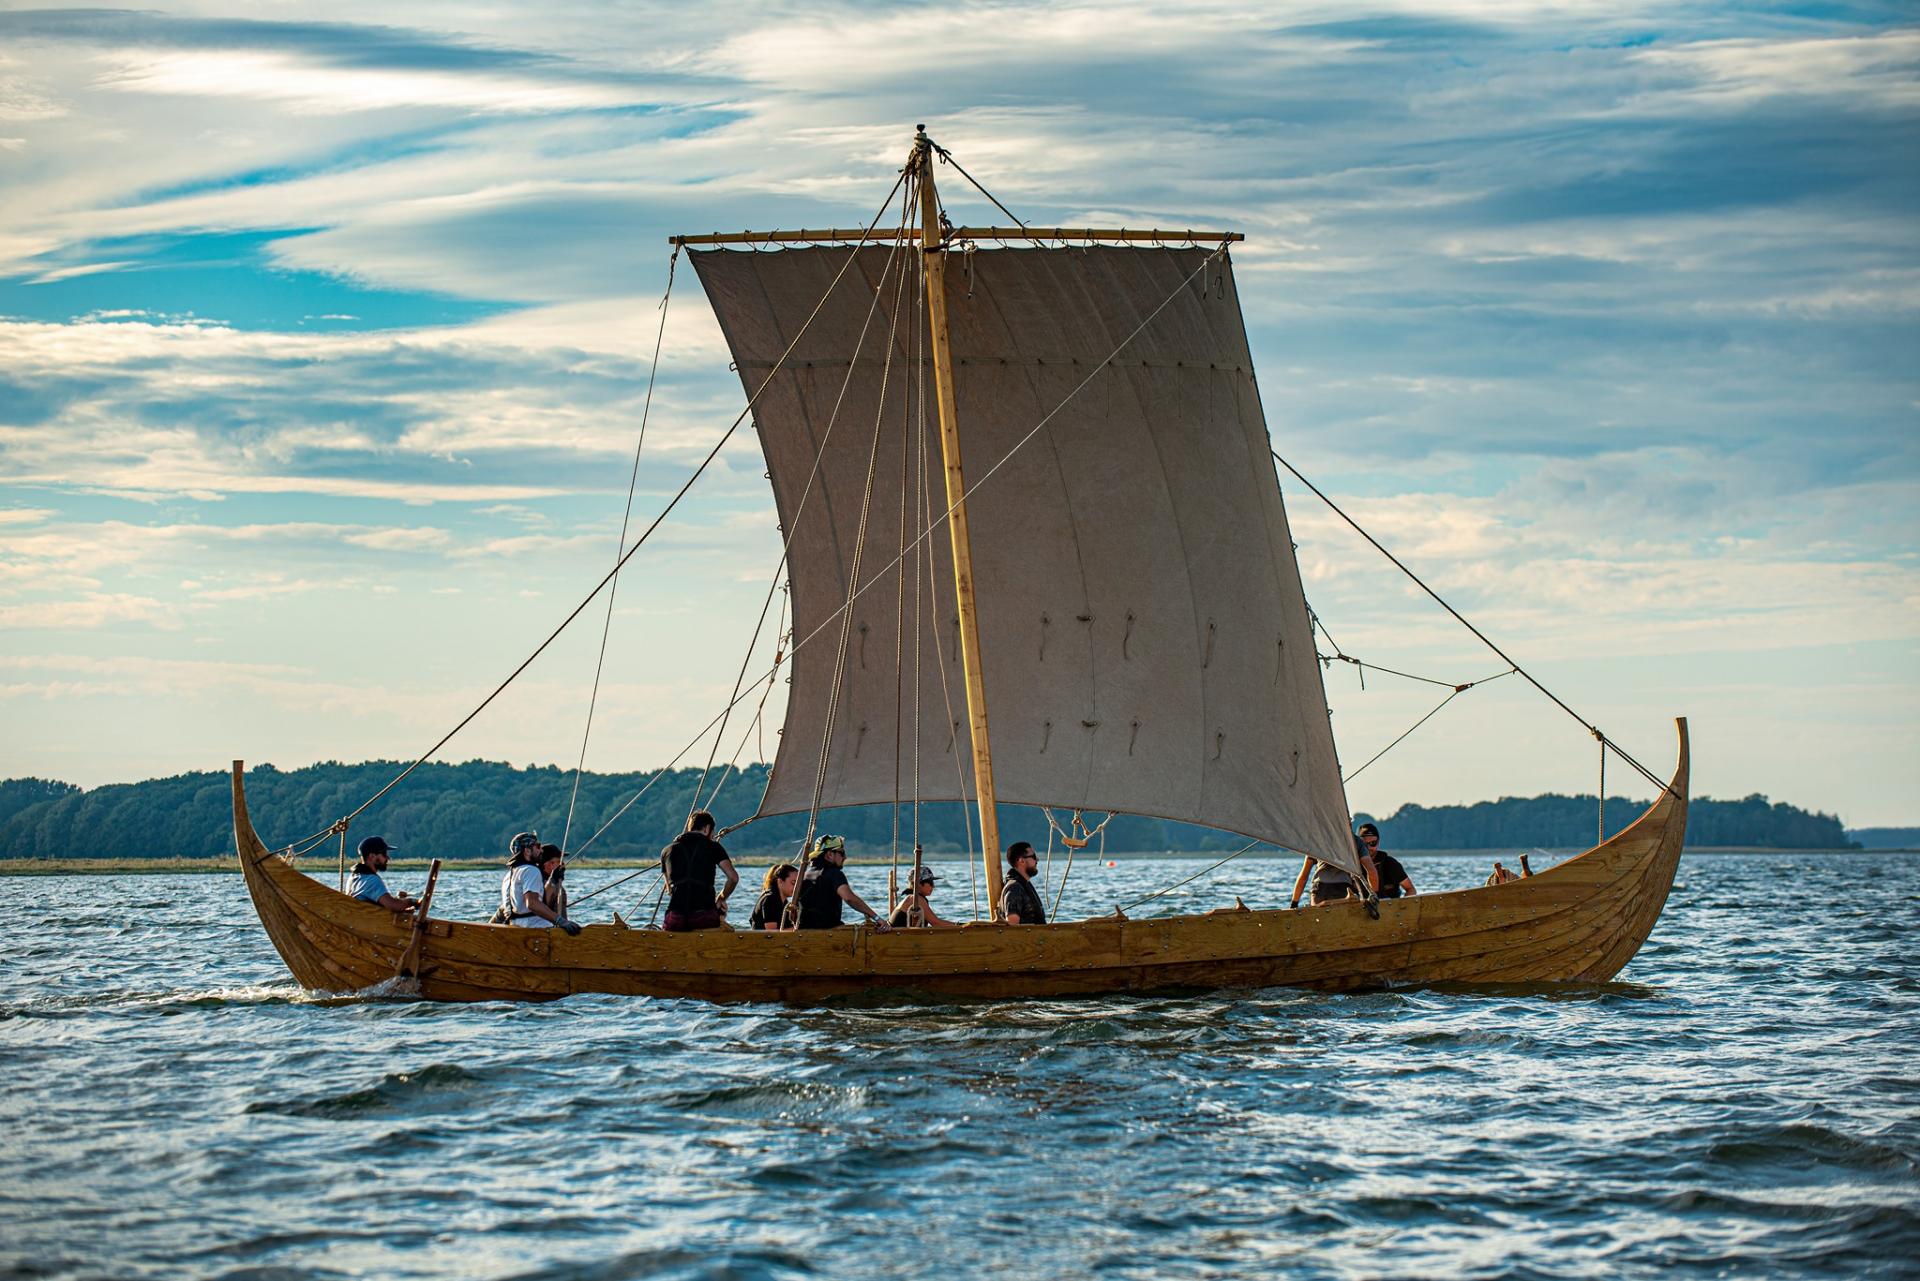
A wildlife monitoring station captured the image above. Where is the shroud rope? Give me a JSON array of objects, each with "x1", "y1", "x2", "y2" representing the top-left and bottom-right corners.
[{"x1": 561, "y1": 246, "x2": 678, "y2": 855}]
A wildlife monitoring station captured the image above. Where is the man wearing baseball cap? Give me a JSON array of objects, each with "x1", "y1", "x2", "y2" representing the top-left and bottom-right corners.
[
  {"x1": 499, "y1": 831, "x2": 581, "y2": 934},
  {"x1": 346, "y1": 836, "x2": 414, "y2": 916}
]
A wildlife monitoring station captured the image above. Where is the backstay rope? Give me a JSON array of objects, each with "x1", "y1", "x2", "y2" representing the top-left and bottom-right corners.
[{"x1": 560, "y1": 246, "x2": 678, "y2": 855}]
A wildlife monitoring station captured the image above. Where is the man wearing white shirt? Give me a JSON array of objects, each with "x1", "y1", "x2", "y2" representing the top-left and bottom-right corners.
[{"x1": 499, "y1": 832, "x2": 579, "y2": 934}]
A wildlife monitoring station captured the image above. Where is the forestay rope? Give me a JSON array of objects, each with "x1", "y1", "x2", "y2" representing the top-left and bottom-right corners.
[{"x1": 1272, "y1": 447, "x2": 1674, "y2": 799}]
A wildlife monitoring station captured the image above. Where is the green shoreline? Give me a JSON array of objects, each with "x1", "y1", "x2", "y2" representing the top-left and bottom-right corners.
[{"x1": 0, "y1": 847, "x2": 1895, "y2": 876}]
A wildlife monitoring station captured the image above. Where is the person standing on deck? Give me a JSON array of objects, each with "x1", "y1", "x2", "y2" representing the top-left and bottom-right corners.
[
  {"x1": 998, "y1": 842, "x2": 1046, "y2": 924},
  {"x1": 661, "y1": 811, "x2": 738, "y2": 933},
  {"x1": 1289, "y1": 834, "x2": 1379, "y2": 908},
  {"x1": 795, "y1": 835, "x2": 887, "y2": 929},
  {"x1": 347, "y1": 836, "x2": 414, "y2": 915},
  {"x1": 1359, "y1": 824, "x2": 1415, "y2": 898}
]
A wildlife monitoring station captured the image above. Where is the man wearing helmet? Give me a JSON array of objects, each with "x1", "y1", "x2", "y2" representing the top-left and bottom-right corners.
[{"x1": 795, "y1": 834, "x2": 887, "y2": 930}]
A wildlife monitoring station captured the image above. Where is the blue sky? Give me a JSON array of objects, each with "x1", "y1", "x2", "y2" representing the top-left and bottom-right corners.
[{"x1": 0, "y1": 2, "x2": 1914, "y2": 826}]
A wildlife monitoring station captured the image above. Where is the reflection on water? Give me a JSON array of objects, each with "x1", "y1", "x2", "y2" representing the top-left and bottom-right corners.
[{"x1": 2, "y1": 853, "x2": 1915, "y2": 1279}]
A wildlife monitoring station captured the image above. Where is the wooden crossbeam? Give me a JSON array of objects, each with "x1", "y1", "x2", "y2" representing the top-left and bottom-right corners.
[{"x1": 669, "y1": 227, "x2": 1244, "y2": 246}]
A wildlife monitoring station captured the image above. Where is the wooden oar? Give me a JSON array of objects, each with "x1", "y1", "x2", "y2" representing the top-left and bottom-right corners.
[{"x1": 394, "y1": 858, "x2": 443, "y2": 979}]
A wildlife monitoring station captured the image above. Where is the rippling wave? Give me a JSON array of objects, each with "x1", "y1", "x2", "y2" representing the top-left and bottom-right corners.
[{"x1": 2, "y1": 853, "x2": 1914, "y2": 1279}]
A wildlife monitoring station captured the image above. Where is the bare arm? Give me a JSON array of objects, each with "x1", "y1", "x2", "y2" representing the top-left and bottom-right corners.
[
  {"x1": 837, "y1": 883, "x2": 885, "y2": 925},
  {"x1": 376, "y1": 891, "x2": 414, "y2": 914},
  {"x1": 1400, "y1": 875, "x2": 1417, "y2": 896},
  {"x1": 1290, "y1": 857, "x2": 1313, "y2": 907},
  {"x1": 717, "y1": 859, "x2": 740, "y2": 913},
  {"x1": 920, "y1": 896, "x2": 957, "y2": 928},
  {"x1": 522, "y1": 890, "x2": 563, "y2": 924},
  {"x1": 1362, "y1": 855, "x2": 1380, "y2": 894}
]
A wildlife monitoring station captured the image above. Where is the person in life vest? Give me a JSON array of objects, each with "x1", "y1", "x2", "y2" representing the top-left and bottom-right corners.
[
  {"x1": 660, "y1": 810, "x2": 738, "y2": 932},
  {"x1": 346, "y1": 835, "x2": 414, "y2": 915},
  {"x1": 499, "y1": 832, "x2": 580, "y2": 934}
]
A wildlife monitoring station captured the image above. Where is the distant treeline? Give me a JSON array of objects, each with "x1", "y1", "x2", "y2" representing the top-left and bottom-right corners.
[
  {"x1": 1847, "y1": 827, "x2": 1920, "y2": 850},
  {"x1": 1353, "y1": 792, "x2": 1855, "y2": 851},
  {"x1": 0, "y1": 760, "x2": 1861, "y2": 861}
]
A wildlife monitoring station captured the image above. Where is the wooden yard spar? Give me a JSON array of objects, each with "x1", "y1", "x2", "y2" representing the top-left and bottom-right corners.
[{"x1": 235, "y1": 127, "x2": 1692, "y2": 1003}]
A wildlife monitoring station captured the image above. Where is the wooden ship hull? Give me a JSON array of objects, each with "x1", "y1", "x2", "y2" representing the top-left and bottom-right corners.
[{"x1": 231, "y1": 720, "x2": 1688, "y2": 1005}]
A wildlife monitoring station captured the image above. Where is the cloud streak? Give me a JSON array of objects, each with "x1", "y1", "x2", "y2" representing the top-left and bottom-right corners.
[{"x1": 0, "y1": 1, "x2": 1913, "y2": 822}]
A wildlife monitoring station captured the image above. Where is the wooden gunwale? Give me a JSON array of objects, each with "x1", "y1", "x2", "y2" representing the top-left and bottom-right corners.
[{"x1": 233, "y1": 720, "x2": 1689, "y2": 1004}]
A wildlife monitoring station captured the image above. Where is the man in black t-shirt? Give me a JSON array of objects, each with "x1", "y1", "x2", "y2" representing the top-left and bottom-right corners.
[
  {"x1": 661, "y1": 811, "x2": 738, "y2": 932},
  {"x1": 1358, "y1": 823, "x2": 1415, "y2": 898},
  {"x1": 998, "y1": 841, "x2": 1046, "y2": 924},
  {"x1": 796, "y1": 835, "x2": 887, "y2": 929}
]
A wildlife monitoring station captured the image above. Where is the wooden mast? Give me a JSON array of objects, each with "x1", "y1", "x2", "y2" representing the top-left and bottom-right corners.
[{"x1": 914, "y1": 126, "x2": 1005, "y2": 917}]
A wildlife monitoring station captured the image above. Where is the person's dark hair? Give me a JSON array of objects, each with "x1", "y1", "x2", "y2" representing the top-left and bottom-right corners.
[
  {"x1": 688, "y1": 810, "x2": 716, "y2": 835},
  {"x1": 1006, "y1": 841, "x2": 1035, "y2": 865},
  {"x1": 762, "y1": 862, "x2": 797, "y2": 892}
]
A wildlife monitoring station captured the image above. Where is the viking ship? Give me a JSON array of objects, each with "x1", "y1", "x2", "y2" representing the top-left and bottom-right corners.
[{"x1": 233, "y1": 127, "x2": 1690, "y2": 1003}]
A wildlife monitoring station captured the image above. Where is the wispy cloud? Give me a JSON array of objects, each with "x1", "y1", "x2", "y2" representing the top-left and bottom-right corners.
[{"x1": 0, "y1": 2, "x2": 1913, "y2": 821}]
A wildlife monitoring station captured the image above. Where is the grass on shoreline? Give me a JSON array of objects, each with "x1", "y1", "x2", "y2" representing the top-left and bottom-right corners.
[{"x1": 0, "y1": 847, "x2": 1890, "y2": 876}]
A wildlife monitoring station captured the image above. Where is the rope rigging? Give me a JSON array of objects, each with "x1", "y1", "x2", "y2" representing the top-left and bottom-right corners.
[
  {"x1": 798, "y1": 183, "x2": 917, "y2": 864},
  {"x1": 280, "y1": 167, "x2": 912, "y2": 858},
  {"x1": 567, "y1": 240, "x2": 1233, "y2": 903},
  {"x1": 1272, "y1": 447, "x2": 1673, "y2": 798},
  {"x1": 685, "y1": 193, "x2": 919, "y2": 827},
  {"x1": 560, "y1": 247, "x2": 679, "y2": 855}
]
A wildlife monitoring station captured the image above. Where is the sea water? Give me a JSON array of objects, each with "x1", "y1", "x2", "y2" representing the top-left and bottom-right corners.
[{"x1": 2, "y1": 852, "x2": 1914, "y2": 1279}]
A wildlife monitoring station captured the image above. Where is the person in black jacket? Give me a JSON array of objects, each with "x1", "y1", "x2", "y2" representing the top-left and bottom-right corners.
[
  {"x1": 998, "y1": 842, "x2": 1046, "y2": 924},
  {"x1": 660, "y1": 811, "x2": 738, "y2": 932}
]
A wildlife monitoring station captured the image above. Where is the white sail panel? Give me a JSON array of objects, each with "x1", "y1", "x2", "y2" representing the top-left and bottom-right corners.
[{"x1": 690, "y1": 245, "x2": 1358, "y2": 869}]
